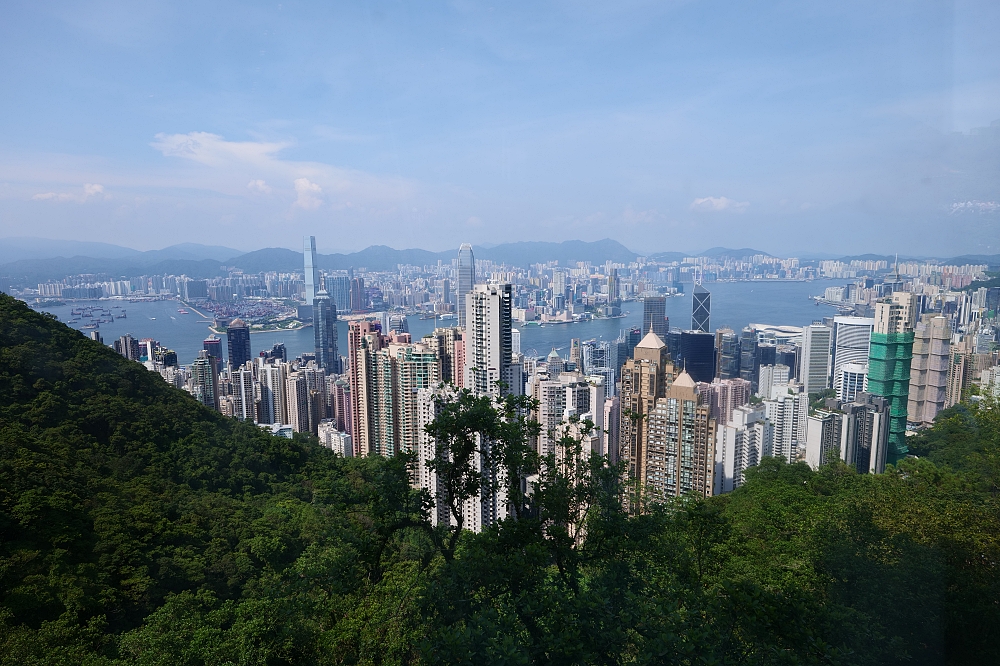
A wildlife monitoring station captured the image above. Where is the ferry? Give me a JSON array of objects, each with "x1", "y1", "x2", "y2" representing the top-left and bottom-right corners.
[
  {"x1": 178, "y1": 308, "x2": 190, "y2": 314},
  {"x1": 82, "y1": 324, "x2": 99, "y2": 330}
]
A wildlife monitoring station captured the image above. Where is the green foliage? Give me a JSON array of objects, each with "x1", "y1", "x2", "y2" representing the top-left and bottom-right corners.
[{"x1": 1, "y1": 293, "x2": 999, "y2": 664}]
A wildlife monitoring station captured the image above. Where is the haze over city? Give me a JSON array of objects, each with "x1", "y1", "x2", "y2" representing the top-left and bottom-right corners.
[{"x1": 2, "y1": 1, "x2": 999, "y2": 255}]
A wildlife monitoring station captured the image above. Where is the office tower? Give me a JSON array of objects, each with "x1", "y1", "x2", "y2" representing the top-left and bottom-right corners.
[
  {"x1": 324, "y1": 275, "x2": 351, "y2": 313},
  {"x1": 457, "y1": 243, "x2": 476, "y2": 329},
  {"x1": 907, "y1": 315, "x2": 952, "y2": 426},
  {"x1": 692, "y1": 284, "x2": 711, "y2": 332},
  {"x1": 643, "y1": 297, "x2": 668, "y2": 340},
  {"x1": 349, "y1": 277, "x2": 366, "y2": 312},
  {"x1": 430, "y1": 327, "x2": 465, "y2": 388},
  {"x1": 715, "y1": 328, "x2": 741, "y2": 379},
  {"x1": 511, "y1": 328, "x2": 521, "y2": 356},
  {"x1": 464, "y1": 283, "x2": 522, "y2": 399},
  {"x1": 227, "y1": 319, "x2": 252, "y2": 371},
  {"x1": 738, "y1": 326, "x2": 758, "y2": 389},
  {"x1": 837, "y1": 363, "x2": 868, "y2": 402},
  {"x1": 607, "y1": 268, "x2": 620, "y2": 304},
  {"x1": 831, "y1": 316, "x2": 875, "y2": 395},
  {"x1": 203, "y1": 335, "x2": 224, "y2": 374},
  {"x1": 763, "y1": 387, "x2": 809, "y2": 463},
  {"x1": 680, "y1": 330, "x2": 715, "y2": 383},
  {"x1": 303, "y1": 236, "x2": 319, "y2": 306},
  {"x1": 617, "y1": 326, "x2": 643, "y2": 362},
  {"x1": 569, "y1": 338, "x2": 582, "y2": 371},
  {"x1": 285, "y1": 372, "x2": 310, "y2": 433},
  {"x1": 313, "y1": 290, "x2": 340, "y2": 373},
  {"x1": 697, "y1": 378, "x2": 751, "y2": 426},
  {"x1": 190, "y1": 350, "x2": 220, "y2": 411},
  {"x1": 113, "y1": 334, "x2": 141, "y2": 361},
  {"x1": 800, "y1": 324, "x2": 832, "y2": 395},
  {"x1": 643, "y1": 371, "x2": 716, "y2": 500},
  {"x1": 348, "y1": 320, "x2": 383, "y2": 455},
  {"x1": 386, "y1": 312, "x2": 409, "y2": 334},
  {"x1": 582, "y1": 340, "x2": 618, "y2": 397},
  {"x1": 258, "y1": 362, "x2": 287, "y2": 425},
  {"x1": 317, "y1": 420, "x2": 353, "y2": 457},
  {"x1": 618, "y1": 329, "x2": 674, "y2": 482},
  {"x1": 776, "y1": 346, "x2": 797, "y2": 379},
  {"x1": 232, "y1": 366, "x2": 257, "y2": 422},
  {"x1": 714, "y1": 404, "x2": 771, "y2": 494},
  {"x1": 757, "y1": 364, "x2": 790, "y2": 399},
  {"x1": 867, "y1": 293, "x2": 917, "y2": 464}
]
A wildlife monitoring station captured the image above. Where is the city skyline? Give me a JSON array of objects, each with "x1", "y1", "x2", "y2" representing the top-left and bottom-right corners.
[{"x1": 2, "y1": 2, "x2": 999, "y2": 256}]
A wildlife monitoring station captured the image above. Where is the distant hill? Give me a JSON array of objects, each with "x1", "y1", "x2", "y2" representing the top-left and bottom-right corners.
[
  {"x1": 0, "y1": 256, "x2": 227, "y2": 282},
  {"x1": 647, "y1": 251, "x2": 688, "y2": 263},
  {"x1": 698, "y1": 247, "x2": 772, "y2": 259},
  {"x1": 0, "y1": 238, "x2": 242, "y2": 267}
]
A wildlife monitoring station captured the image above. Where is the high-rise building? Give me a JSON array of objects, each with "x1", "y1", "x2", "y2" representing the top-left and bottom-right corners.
[
  {"x1": 203, "y1": 335, "x2": 224, "y2": 375},
  {"x1": 464, "y1": 283, "x2": 522, "y2": 399},
  {"x1": 317, "y1": 420, "x2": 353, "y2": 457},
  {"x1": 697, "y1": 378, "x2": 751, "y2": 426},
  {"x1": 799, "y1": 324, "x2": 832, "y2": 396},
  {"x1": 763, "y1": 386, "x2": 808, "y2": 463},
  {"x1": 511, "y1": 328, "x2": 521, "y2": 356},
  {"x1": 190, "y1": 350, "x2": 220, "y2": 411},
  {"x1": 303, "y1": 235, "x2": 319, "y2": 306},
  {"x1": 867, "y1": 293, "x2": 917, "y2": 463},
  {"x1": 618, "y1": 329, "x2": 675, "y2": 484},
  {"x1": 324, "y1": 275, "x2": 351, "y2": 313},
  {"x1": 529, "y1": 368, "x2": 606, "y2": 458},
  {"x1": 757, "y1": 364, "x2": 790, "y2": 399},
  {"x1": 680, "y1": 330, "x2": 715, "y2": 383},
  {"x1": 804, "y1": 410, "x2": 842, "y2": 470},
  {"x1": 837, "y1": 363, "x2": 868, "y2": 403},
  {"x1": 331, "y1": 378, "x2": 351, "y2": 435},
  {"x1": 226, "y1": 319, "x2": 252, "y2": 372},
  {"x1": 348, "y1": 320, "x2": 383, "y2": 455},
  {"x1": 429, "y1": 327, "x2": 465, "y2": 388},
  {"x1": 258, "y1": 361, "x2": 287, "y2": 425},
  {"x1": 457, "y1": 243, "x2": 476, "y2": 329},
  {"x1": 607, "y1": 268, "x2": 620, "y2": 304},
  {"x1": 232, "y1": 366, "x2": 257, "y2": 422},
  {"x1": 313, "y1": 290, "x2": 340, "y2": 373},
  {"x1": 642, "y1": 297, "x2": 668, "y2": 340},
  {"x1": 285, "y1": 371, "x2": 310, "y2": 433},
  {"x1": 714, "y1": 404, "x2": 771, "y2": 494},
  {"x1": 739, "y1": 326, "x2": 759, "y2": 389},
  {"x1": 569, "y1": 338, "x2": 582, "y2": 371},
  {"x1": 715, "y1": 328, "x2": 740, "y2": 379},
  {"x1": 113, "y1": 334, "x2": 141, "y2": 361},
  {"x1": 349, "y1": 277, "x2": 366, "y2": 312},
  {"x1": 551, "y1": 269, "x2": 567, "y2": 300},
  {"x1": 643, "y1": 371, "x2": 716, "y2": 500},
  {"x1": 692, "y1": 284, "x2": 711, "y2": 332},
  {"x1": 840, "y1": 393, "x2": 890, "y2": 474},
  {"x1": 581, "y1": 340, "x2": 618, "y2": 397},
  {"x1": 831, "y1": 316, "x2": 874, "y2": 395},
  {"x1": 907, "y1": 315, "x2": 951, "y2": 426}
]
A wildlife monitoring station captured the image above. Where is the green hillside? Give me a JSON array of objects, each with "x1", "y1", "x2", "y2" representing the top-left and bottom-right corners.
[{"x1": 1, "y1": 292, "x2": 999, "y2": 665}]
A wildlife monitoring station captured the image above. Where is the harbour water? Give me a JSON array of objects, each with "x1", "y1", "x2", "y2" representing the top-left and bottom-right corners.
[{"x1": 34, "y1": 280, "x2": 844, "y2": 365}]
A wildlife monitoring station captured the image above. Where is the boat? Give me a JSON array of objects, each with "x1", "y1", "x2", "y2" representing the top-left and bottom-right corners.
[
  {"x1": 150, "y1": 317, "x2": 156, "y2": 320},
  {"x1": 82, "y1": 324, "x2": 98, "y2": 330}
]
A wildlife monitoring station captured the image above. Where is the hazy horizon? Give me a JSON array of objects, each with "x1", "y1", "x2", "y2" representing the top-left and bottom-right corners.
[{"x1": 2, "y1": 1, "x2": 999, "y2": 256}]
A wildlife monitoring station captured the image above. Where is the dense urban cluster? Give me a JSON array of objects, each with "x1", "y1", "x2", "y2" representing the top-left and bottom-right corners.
[{"x1": 60, "y1": 237, "x2": 996, "y2": 533}]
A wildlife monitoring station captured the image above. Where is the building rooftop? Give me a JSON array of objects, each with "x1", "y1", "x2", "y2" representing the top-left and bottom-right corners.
[{"x1": 635, "y1": 329, "x2": 666, "y2": 350}]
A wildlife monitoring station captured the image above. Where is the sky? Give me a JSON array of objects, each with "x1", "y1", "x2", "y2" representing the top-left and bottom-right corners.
[{"x1": 1, "y1": 0, "x2": 999, "y2": 257}]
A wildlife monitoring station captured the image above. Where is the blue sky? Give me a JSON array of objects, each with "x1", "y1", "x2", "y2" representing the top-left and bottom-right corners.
[{"x1": 1, "y1": 0, "x2": 998, "y2": 256}]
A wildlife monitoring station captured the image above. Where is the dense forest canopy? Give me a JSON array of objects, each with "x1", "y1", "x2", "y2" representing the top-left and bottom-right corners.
[{"x1": 1, "y1": 293, "x2": 998, "y2": 665}]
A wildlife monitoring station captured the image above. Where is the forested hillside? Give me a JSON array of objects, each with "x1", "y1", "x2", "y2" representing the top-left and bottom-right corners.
[{"x1": 1, "y1": 292, "x2": 999, "y2": 665}]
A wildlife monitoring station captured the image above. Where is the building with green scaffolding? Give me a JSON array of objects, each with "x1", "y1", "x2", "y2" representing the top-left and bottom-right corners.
[{"x1": 867, "y1": 293, "x2": 918, "y2": 465}]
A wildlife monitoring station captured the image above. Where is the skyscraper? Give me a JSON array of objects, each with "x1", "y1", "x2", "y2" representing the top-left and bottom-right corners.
[
  {"x1": 203, "y1": 335, "x2": 224, "y2": 375},
  {"x1": 680, "y1": 330, "x2": 715, "y2": 383},
  {"x1": 714, "y1": 328, "x2": 741, "y2": 379},
  {"x1": 692, "y1": 284, "x2": 711, "y2": 332},
  {"x1": 313, "y1": 289, "x2": 340, "y2": 373},
  {"x1": 907, "y1": 315, "x2": 951, "y2": 427},
  {"x1": 324, "y1": 275, "x2": 351, "y2": 313},
  {"x1": 457, "y1": 243, "x2": 476, "y2": 329},
  {"x1": 619, "y1": 328, "x2": 674, "y2": 483},
  {"x1": 190, "y1": 350, "x2": 220, "y2": 411},
  {"x1": 867, "y1": 292, "x2": 917, "y2": 463},
  {"x1": 303, "y1": 235, "x2": 319, "y2": 306},
  {"x1": 831, "y1": 316, "x2": 874, "y2": 395},
  {"x1": 644, "y1": 371, "x2": 716, "y2": 500},
  {"x1": 226, "y1": 319, "x2": 252, "y2": 371},
  {"x1": 349, "y1": 277, "x2": 366, "y2": 312},
  {"x1": 642, "y1": 296, "x2": 668, "y2": 340},
  {"x1": 799, "y1": 324, "x2": 832, "y2": 396},
  {"x1": 464, "y1": 283, "x2": 522, "y2": 398}
]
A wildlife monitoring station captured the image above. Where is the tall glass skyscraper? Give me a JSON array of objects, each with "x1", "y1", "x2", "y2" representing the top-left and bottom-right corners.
[
  {"x1": 643, "y1": 296, "x2": 668, "y2": 339},
  {"x1": 226, "y1": 319, "x2": 252, "y2": 371},
  {"x1": 303, "y1": 235, "x2": 319, "y2": 306},
  {"x1": 692, "y1": 284, "x2": 711, "y2": 332},
  {"x1": 457, "y1": 243, "x2": 475, "y2": 329},
  {"x1": 313, "y1": 290, "x2": 340, "y2": 373}
]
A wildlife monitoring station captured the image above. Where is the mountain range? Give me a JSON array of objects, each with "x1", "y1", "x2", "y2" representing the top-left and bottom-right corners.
[{"x1": 1, "y1": 237, "x2": 996, "y2": 283}]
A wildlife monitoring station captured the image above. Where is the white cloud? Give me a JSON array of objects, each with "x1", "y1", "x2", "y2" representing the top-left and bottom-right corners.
[
  {"x1": 32, "y1": 183, "x2": 106, "y2": 202},
  {"x1": 689, "y1": 196, "x2": 749, "y2": 213},
  {"x1": 247, "y1": 179, "x2": 272, "y2": 194},
  {"x1": 294, "y1": 178, "x2": 323, "y2": 209},
  {"x1": 151, "y1": 132, "x2": 288, "y2": 168},
  {"x1": 951, "y1": 200, "x2": 1000, "y2": 214}
]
